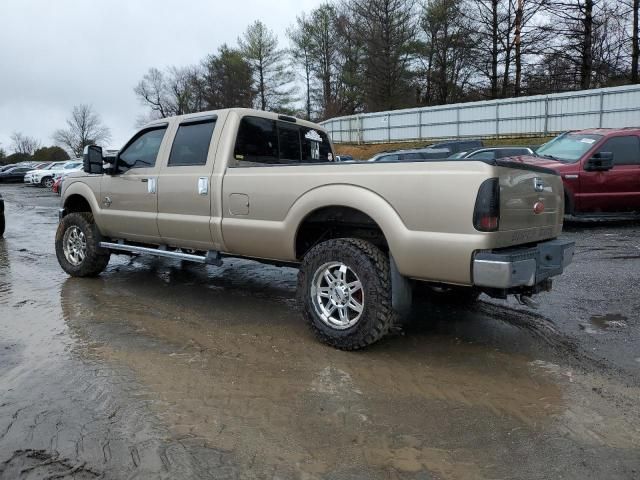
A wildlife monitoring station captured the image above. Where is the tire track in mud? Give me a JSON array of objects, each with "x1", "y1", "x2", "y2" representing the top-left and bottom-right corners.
[{"x1": 0, "y1": 450, "x2": 100, "y2": 480}]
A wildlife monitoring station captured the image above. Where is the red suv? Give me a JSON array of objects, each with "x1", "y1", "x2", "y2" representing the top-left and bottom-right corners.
[{"x1": 517, "y1": 129, "x2": 640, "y2": 215}]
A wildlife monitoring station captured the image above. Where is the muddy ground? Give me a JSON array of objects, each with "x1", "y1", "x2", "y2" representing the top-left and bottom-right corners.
[{"x1": 0, "y1": 184, "x2": 638, "y2": 479}]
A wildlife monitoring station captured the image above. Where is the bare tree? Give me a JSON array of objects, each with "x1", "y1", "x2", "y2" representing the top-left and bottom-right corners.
[
  {"x1": 134, "y1": 66, "x2": 203, "y2": 118},
  {"x1": 53, "y1": 105, "x2": 111, "y2": 157},
  {"x1": 10, "y1": 132, "x2": 41, "y2": 156}
]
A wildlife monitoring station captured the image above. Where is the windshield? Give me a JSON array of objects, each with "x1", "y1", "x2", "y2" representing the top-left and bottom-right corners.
[
  {"x1": 448, "y1": 152, "x2": 467, "y2": 159},
  {"x1": 536, "y1": 133, "x2": 602, "y2": 163}
]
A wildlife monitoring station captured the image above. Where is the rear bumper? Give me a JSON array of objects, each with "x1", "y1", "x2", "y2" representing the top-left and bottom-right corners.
[{"x1": 473, "y1": 239, "x2": 574, "y2": 289}]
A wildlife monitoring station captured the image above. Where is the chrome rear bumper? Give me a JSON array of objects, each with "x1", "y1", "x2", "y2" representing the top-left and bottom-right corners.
[{"x1": 473, "y1": 239, "x2": 575, "y2": 289}]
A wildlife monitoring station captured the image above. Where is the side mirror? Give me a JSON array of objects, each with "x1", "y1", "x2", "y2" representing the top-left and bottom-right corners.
[
  {"x1": 83, "y1": 145, "x2": 104, "y2": 174},
  {"x1": 585, "y1": 152, "x2": 614, "y2": 171}
]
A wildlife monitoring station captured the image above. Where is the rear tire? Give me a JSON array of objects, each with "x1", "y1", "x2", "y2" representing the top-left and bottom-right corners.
[
  {"x1": 298, "y1": 238, "x2": 394, "y2": 350},
  {"x1": 55, "y1": 212, "x2": 110, "y2": 277}
]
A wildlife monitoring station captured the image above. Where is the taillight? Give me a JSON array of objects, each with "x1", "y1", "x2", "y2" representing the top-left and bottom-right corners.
[{"x1": 473, "y1": 178, "x2": 500, "y2": 232}]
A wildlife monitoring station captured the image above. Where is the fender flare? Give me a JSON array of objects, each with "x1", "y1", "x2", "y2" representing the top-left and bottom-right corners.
[
  {"x1": 283, "y1": 184, "x2": 409, "y2": 259},
  {"x1": 62, "y1": 181, "x2": 102, "y2": 216}
]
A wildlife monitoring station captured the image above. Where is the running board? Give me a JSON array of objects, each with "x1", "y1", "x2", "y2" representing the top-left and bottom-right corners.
[{"x1": 99, "y1": 242, "x2": 223, "y2": 266}]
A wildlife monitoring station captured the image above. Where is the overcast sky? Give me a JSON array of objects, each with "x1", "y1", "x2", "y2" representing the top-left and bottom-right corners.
[{"x1": 0, "y1": 0, "x2": 323, "y2": 153}]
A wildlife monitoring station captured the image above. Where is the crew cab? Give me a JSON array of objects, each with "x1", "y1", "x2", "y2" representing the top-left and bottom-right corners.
[
  {"x1": 56, "y1": 109, "x2": 574, "y2": 349},
  {"x1": 524, "y1": 129, "x2": 640, "y2": 215}
]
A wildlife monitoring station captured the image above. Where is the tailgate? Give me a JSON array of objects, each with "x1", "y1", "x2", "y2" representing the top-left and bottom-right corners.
[{"x1": 498, "y1": 165, "x2": 564, "y2": 232}]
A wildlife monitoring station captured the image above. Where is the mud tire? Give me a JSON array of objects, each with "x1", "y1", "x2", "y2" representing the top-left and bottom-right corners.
[
  {"x1": 55, "y1": 212, "x2": 110, "y2": 277},
  {"x1": 298, "y1": 238, "x2": 394, "y2": 350}
]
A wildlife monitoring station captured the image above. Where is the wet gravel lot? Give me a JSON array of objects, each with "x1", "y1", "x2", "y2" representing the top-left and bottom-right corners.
[{"x1": 0, "y1": 184, "x2": 639, "y2": 479}]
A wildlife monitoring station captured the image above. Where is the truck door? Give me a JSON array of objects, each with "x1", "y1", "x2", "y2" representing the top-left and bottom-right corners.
[
  {"x1": 99, "y1": 125, "x2": 169, "y2": 243},
  {"x1": 579, "y1": 135, "x2": 640, "y2": 213},
  {"x1": 156, "y1": 115, "x2": 218, "y2": 250}
]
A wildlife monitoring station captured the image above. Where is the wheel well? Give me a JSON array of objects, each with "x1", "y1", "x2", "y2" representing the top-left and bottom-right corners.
[
  {"x1": 295, "y1": 206, "x2": 388, "y2": 259},
  {"x1": 64, "y1": 194, "x2": 92, "y2": 214}
]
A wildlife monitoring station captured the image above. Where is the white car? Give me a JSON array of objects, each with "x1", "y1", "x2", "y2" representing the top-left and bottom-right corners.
[
  {"x1": 52, "y1": 161, "x2": 83, "y2": 181},
  {"x1": 24, "y1": 160, "x2": 82, "y2": 188}
]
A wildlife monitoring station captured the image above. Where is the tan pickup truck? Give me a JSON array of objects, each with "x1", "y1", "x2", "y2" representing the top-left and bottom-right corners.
[{"x1": 56, "y1": 108, "x2": 574, "y2": 349}]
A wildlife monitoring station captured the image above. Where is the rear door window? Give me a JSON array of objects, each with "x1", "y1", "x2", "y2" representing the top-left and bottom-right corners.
[
  {"x1": 596, "y1": 136, "x2": 640, "y2": 165},
  {"x1": 169, "y1": 119, "x2": 216, "y2": 167}
]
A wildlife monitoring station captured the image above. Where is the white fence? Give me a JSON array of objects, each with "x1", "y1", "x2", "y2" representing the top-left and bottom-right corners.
[{"x1": 320, "y1": 84, "x2": 640, "y2": 144}]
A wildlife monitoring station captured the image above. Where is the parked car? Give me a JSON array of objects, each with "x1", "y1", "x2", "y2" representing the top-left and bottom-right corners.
[
  {"x1": 52, "y1": 176, "x2": 64, "y2": 195},
  {"x1": 32, "y1": 162, "x2": 53, "y2": 170},
  {"x1": 448, "y1": 146, "x2": 535, "y2": 160},
  {"x1": 56, "y1": 108, "x2": 573, "y2": 350},
  {"x1": 0, "y1": 193, "x2": 4, "y2": 237},
  {"x1": 335, "y1": 154, "x2": 354, "y2": 162},
  {"x1": 423, "y1": 139, "x2": 484, "y2": 155},
  {"x1": 368, "y1": 149, "x2": 441, "y2": 162},
  {"x1": 0, "y1": 165, "x2": 33, "y2": 183},
  {"x1": 24, "y1": 160, "x2": 82, "y2": 188},
  {"x1": 52, "y1": 163, "x2": 83, "y2": 195},
  {"x1": 513, "y1": 128, "x2": 640, "y2": 215}
]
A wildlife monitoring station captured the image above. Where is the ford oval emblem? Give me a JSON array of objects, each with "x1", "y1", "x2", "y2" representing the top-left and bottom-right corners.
[{"x1": 533, "y1": 201, "x2": 545, "y2": 214}]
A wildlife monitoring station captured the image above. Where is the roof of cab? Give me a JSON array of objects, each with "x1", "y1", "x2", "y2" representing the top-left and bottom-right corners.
[{"x1": 144, "y1": 108, "x2": 326, "y2": 131}]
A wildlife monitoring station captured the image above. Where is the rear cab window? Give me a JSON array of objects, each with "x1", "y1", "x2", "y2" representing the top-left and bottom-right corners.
[{"x1": 232, "y1": 116, "x2": 333, "y2": 166}]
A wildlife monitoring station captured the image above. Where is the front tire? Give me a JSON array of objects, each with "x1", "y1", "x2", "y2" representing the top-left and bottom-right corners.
[
  {"x1": 41, "y1": 177, "x2": 54, "y2": 189},
  {"x1": 298, "y1": 238, "x2": 394, "y2": 350},
  {"x1": 0, "y1": 212, "x2": 5, "y2": 238},
  {"x1": 55, "y1": 212, "x2": 110, "y2": 277}
]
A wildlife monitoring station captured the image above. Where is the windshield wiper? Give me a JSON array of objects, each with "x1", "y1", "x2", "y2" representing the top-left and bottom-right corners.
[{"x1": 538, "y1": 153, "x2": 559, "y2": 160}]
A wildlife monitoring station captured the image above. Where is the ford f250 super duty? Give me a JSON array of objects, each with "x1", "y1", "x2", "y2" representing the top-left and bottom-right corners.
[{"x1": 56, "y1": 108, "x2": 574, "y2": 350}]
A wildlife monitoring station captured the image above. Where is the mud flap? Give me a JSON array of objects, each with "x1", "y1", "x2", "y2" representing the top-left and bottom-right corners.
[{"x1": 390, "y1": 254, "x2": 412, "y2": 320}]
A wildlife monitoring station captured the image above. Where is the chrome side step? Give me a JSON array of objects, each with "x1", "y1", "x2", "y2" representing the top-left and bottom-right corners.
[{"x1": 99, "y1": 242, "x2": 222, "y2": 266}]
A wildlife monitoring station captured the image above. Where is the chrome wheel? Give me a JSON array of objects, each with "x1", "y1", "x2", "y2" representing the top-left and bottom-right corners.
[
  {"x1": 310, "y1": 262, "x2": 364, "y2": 330},
  {"x1": 63, "y1": 226, "x2": 87, "y2": 266},
  {"x1": 43, "y1": 177, "x2": 54, "y2": 188}
]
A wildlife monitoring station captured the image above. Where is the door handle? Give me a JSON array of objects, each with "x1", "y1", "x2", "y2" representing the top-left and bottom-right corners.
[
  {"x1": 198, "y1": 177, "x2": 209, "y2": 195},
  {"x1": 144, "y1": 177, "x2": 157, "y2": 194}
]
